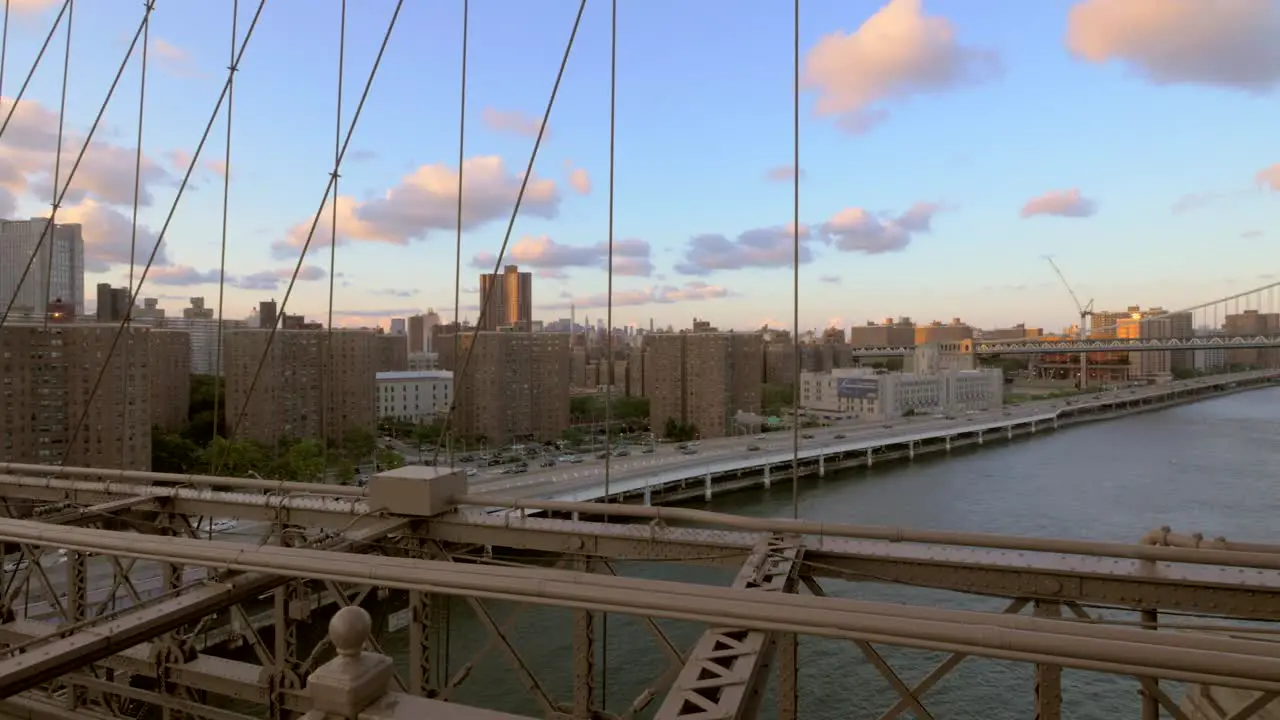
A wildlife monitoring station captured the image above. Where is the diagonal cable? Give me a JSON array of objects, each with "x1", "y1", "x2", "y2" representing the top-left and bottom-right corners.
[
  {"x1": 0, "y1": 0, "x2": 68, "y2": 142},
  {"x1": 601, "y1": 0, "x2": 619, "y2": 708},
  {"x1": 0, "y1": 0, "x2": 9, "y2": 106},
  {"x1": 447, "y1": 0, "x2": 470, "y2": 467},
  {"x1": 322, "y1": 0, "x2": 347, "y2": 471},
  {"x1": 59, "y1": 0, "x2": 269, "y2": 469},
  {"x1": 0, "y1": 2, "x2": 152, "y2": 331},
  {"x1": 212, "y1": 0, "x2": 239, "y2": 445},
  {"x1": 219, "y1": 0, "x2": 404, "y2": 471},
  {"x1": 122, "y1": 1, "x2": 153, "y2": 466},
  {"x1": 790, "y1": 0, "x2": 801, "y2": 520},
  {"x1": 40, "y1": 0, "x2": 72, "y2": 331},
  {"x1": 433, "y1": 0, "x2": 587, "y2": 466}
]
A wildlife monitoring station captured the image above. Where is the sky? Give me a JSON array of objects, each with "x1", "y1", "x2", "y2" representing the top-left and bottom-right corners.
[{"x1": 1, "y1": 0, "x2": 1278, "y2": 334}]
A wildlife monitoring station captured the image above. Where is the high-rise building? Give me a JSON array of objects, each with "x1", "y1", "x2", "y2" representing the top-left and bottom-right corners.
[
  {"x1": 149, "y1": 329, "x2": 193, "y2": 432},
  {"x1": 478, "y1": 265, "x2": 532, "y2": 332},
  {"x1": 96, "y1": 283, "x2": 130, "y2": 322},
  {"x1": 0, "y1": 323, "x2": 188, "y2": 469},
  {"x1": 0, "y1": 218, "x2": 85, "y2": 315},
  {"x1": 408, "y1": 309, "x2": 441, "y2": 353},
  {"x1": 222, "y1": 329, "x2": 377, "y2": 446},
  {"x1": 438, "y1": 331, "x2": 569, "y2": 445},
  {"x1": 373, "y1": 331, "x2": 410, "y2": 372},
  {"x1": 1224, "y1": 310, "x2": 1280, "y2": 369},
  {"x1": 645, "y1": 332, "x2": 764, "y2": 439},
  {"x1": 390, "y1": 317, "x2": 406, "y2": 335}
]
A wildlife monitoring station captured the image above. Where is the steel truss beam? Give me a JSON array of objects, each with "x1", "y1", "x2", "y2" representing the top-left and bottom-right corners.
[
  {"x1": 422, "y1": 514, "x2": 1280, "y2": 620},
  {"x1": 654, "y1": 534, "x2": 802, "y2": 719},
  {"x1": 0, "y1": 517, "x2": 407, "y2": 701}
]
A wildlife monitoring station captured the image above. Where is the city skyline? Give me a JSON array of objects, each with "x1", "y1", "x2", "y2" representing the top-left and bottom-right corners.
[{"x1": 0, "y1": 0, "x2": 1277, "y2": 334}]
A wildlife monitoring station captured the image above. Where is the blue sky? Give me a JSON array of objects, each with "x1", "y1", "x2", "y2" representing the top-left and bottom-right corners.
[{"x1": 2, "y1": 0, "x2": 1278, "y2": 333}]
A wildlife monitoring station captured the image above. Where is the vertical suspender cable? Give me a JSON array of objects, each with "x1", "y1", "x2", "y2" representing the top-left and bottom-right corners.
[
  {"x1": 790, "y1": 0, "x2": 801, "y2": 520},
  {"x1": 449, "y1": 0, "x2": 469, "y2": 468},
  {"x1": 125, "y1": 2, "x2": 153, "y2": 468},
  {"x1": 323, "y1": 0, "x2": 346, "y2": 470},
  {"x1": 601, "y1": 1, "x2": 618, "y2": 707},
  {"x1": 213, "y1": 0, "x2": 238, "y2": 451},
  {"x1": 42, "y1": 0, "x2": 72, "y2": 331}
]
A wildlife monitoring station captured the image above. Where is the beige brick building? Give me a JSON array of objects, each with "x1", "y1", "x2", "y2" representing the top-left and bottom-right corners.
[
  {"x1": 222, "y1": 329, "x2": 377, "y2": 446},
  {"x1": 438, "y1": 331, "x2": 570, "y2": 445},
  {"x1": 645, "y1": 332, "x2": 764, "y2": 439},
  {"x1": 0, "y1": 323, "x2": 188, "y2": 470},
  {"x1": 149, "y1": 329, "x2": 192, "y2": 432}
]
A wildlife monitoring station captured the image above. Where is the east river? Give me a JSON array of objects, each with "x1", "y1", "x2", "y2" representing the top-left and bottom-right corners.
[{"x1": 380, "y1": 387, "x2": 1280, "y2": 719}]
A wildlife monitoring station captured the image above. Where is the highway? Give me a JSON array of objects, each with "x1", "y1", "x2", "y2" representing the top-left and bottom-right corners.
[
  {"x1": 5, "y1": 521, "x2": 275, "y2": 619},
  {"x1": 462, "y1": 373, "x2": 1272, "y2": 501}
]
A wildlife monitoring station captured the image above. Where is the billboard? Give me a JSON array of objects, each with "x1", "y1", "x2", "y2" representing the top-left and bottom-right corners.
[{"x1": 836, "y1": 377, "x2": 880, "y2": 400}]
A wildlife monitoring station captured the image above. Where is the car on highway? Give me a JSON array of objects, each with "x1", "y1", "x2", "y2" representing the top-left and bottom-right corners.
[
  {"x1": 747, "y1": 444, "x2": 761, "y2": 451},
  {"x1": 833, "y1": 433, "x2": 847, "y2": 439},
  {"x1": 680, "y1": 447, "x2": 699, "y2": 455}
]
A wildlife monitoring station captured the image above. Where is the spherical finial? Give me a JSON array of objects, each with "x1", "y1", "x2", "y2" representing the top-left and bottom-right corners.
[{"x1": 329, "y1": 606, "x2": 372, "y2": 658}]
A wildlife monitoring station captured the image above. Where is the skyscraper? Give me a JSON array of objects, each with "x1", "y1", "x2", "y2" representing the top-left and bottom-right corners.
[
  {"x1": 478, "y1": 265, "x2": 532, "y2": 332},
  {"x1": 0, "y1": 218, "x2": 85, "y2": 315}
]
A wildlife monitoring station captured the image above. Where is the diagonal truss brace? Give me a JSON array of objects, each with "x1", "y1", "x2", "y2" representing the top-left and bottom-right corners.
[{"x1": 653, "y1": 533, "x2": 802, "y2": 720}]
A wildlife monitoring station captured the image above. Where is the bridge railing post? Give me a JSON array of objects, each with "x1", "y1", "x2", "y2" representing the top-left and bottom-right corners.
[{"x1": 302, "y1": 606, "x2": 393, "y2": 719}]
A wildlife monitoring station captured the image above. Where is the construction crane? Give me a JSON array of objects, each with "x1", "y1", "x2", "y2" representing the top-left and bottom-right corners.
[{"x1": 1044, "y1": 256, "x2": 1095, "y2": 389}]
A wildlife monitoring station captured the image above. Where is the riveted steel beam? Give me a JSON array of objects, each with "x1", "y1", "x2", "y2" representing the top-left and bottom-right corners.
[{"x1": 653, "y1": 534, "x2": 802, "y2": 720}]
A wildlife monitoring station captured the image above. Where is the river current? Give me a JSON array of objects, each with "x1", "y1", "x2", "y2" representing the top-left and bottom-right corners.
[{"x1": 382, "y1": 387, "x2": 1280, "y2": 719}]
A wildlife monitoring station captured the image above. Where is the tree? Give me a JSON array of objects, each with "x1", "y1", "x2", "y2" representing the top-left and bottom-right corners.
[
  {"x1": 613, "y1": 396, "x2": 649, "y2": 421},
  {"x1": 152, "y1": 428, "x2": 203, "y2": 473},
  {"x1": 376, "y1": 448, "x2": 406, "y2": 471},
  {"x1": 333, "y1": 458, "x2": 357, "y2": 485},
  {"x1": 183, "y1": 374, "x2": 226, "y2": 443},
  {"x1": 203, "y1": 436, "x2": 268, "y2": 478},
  {"x1": 341, "y1": 427, "x2": 377, "y2": 463},
  {"x1": 280, "y1": 439, "x2": 326, "y2": 482}
]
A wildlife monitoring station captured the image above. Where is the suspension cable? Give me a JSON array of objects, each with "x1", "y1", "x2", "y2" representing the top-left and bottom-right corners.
[
  {"x1": 0, "y1": 0, "x2": 10, "y2": 100},
  {"x1": 790, "y1": 0, "x2": 801, "y2": 520},
  {"x1": 0, "y1": 3, "x2": 152, "y2": 332},
  {"x1": 0, "y1": 0, "x2": 68, "y2": 142},
  {"x1": 433, "y1": 0, "x2": 587, "y2": 466},
  {"x1": 123, "y1": 1, "x2": 153, "y2": 466},
  {"x1": 447, "y1": 0, "x2": 470, "y2": 468},
  {"x1": 40, "y1": 0, "x2": 72, "y2": 331},
  {"x1": 212, "y1": 0, "x2": 239, "y2": 447},
  {"x1": 601, "y1": 2, "x2": 618, "y2": 708},
  {"x1": 322, "y1": 0, "x2": 346, "y2": 470},
  {"x1": 59, "y1": 0, "x2": 270, "y2": 469},
  {"x1": 219, "y1": 0, "x2": 404, "y2": 471}
]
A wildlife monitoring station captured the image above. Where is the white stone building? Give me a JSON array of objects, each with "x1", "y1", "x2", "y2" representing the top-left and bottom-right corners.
[
  {"x1": 800, "y1": 366, "x2": 1003, "y2": 421},
  {"x1": 376, "y1": 370, "x2": 452, "y2": 423}
]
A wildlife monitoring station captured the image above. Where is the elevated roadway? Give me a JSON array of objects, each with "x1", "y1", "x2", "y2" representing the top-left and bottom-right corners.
[
  {"x1": 851, "y1": 334, "x2": 1280, "y2": 356},
  {"x1": 467, "y1": 371, "x2": 1279, "y2": 504}
]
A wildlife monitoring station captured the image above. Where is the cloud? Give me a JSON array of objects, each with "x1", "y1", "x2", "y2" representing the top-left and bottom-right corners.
[
  {"x1": 766, "y1": 165, "x2": 804, "y2": 182},
  {"x1": 1256, "y1": 163, "x2": 1280, "y2": 191},
  {"x1": 148, "y1": 264, "x2": 326, "y2": 290},
  {"x1": 1241, "y1": 229, "x2": 1264, "y2": 239},
  {"x1": 10, "y1": 0, "x2": 58, "y2": 13},
  {"x1": 59, "y1": 200, "x2": 168, "y2": 272},
  {"x1": 270, "y1": 156, "x2": 560, "y2": 259},
  {"x1": 818, "y1": 202, "x2": 941, "y2": 254},
  {"x1": 481, "y1": 107, "x2": 546, "y2": 138},
  {"x1": 149, "y1": 265, "x2": 222, "y2": 287},
  {"x1": 568, "y1": 166, "x2": 591, "y2": 195},
  {"x1": 206, "y1": 159, "x2": 228, "y2": 178},
  {"x1": 803, "y1": 0, "x2": 999, "y2": 133},
  {"x1": 151, "y1": 38, "x2": 199, "y2": 78},
  {"x1": 1066, "y1": 0, "x2": 1280, "y2": 91},
  {"x1": 1171, "y1": 192, "x2": 1221, "y2": 214},
  {"x1": 819, "y1": 274, "x2": 842, "y2": 284},
  {"x1": 555, "y1": 281, "x2": 731, "y2": 310},
  {"x1": 0, "y1": 97, "x2": 176, "y2": 273},
  {"x1": 471, "y1": 236, "x2": 653, "y2": 278},
  {"x1": 374, "y1": 288, "x2": 416, "y2": 298},
  {"x1": 675, "y1": 223, "x2": 812, "y2": 275},
  {"x1": 1019, "y1": 189, "x2": 1097, "y2": 218}
]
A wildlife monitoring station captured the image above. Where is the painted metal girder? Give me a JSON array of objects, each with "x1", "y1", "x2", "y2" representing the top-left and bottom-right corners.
[{"x1": 653, "y1": 534, "x2": 802, "y2": 720}]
